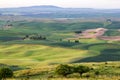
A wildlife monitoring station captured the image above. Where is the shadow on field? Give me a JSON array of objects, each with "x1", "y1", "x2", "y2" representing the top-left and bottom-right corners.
[
  {"x1": 0, "y1": 36, "x2": 22, "y2": 41},
  {"x1": 71, "y1": 49, "x2": 120, "y2": 62}
]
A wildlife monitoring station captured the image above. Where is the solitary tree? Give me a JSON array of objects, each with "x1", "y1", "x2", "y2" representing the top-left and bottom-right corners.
[
  {"x1": 0, "y1": 67, "x2": 13, "y2": 80},
  {"x1": 95, "y1": 70, "x2": 100, "y2": 76},
  {"x1": 25, "y1": 35, "x2": 29, "y2": 38}
]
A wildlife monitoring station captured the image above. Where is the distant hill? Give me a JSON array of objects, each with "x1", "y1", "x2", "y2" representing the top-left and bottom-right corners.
[
  {"x1": 24, "y1": 5, "x2": 62, "y2": 8},
  {"x1": 1, "y1": 5, "x2": 120, "y2": 18}
]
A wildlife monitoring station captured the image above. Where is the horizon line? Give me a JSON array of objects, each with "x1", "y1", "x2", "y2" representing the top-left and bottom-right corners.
[{"x1": 0, "y1": 5, "x2": 120, "y2": 9}]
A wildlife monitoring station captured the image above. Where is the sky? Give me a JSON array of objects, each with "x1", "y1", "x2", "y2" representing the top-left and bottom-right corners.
[{"x1": 0, "y1": 0, "x2": 120, "y2": 9}]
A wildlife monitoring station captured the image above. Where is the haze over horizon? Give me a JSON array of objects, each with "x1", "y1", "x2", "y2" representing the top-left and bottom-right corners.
[{"x1": 0, "y1": 0, "x2": 120, "y2": 9}]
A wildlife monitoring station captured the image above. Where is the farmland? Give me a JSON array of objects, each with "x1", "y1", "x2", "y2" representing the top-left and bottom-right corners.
[{"x1": 0, "y1": 18, "x2": 120, "y2": 79}]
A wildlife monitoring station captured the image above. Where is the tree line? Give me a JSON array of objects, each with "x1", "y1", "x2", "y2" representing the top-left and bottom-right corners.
[{"x1": 23, "y1": 34, "x2": 47, "y2": 40}]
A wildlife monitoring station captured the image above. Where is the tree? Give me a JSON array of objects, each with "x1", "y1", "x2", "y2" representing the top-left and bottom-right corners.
[
  {"x1": 55, "y1": 64, "x2": 73, "y2": 77},
  {"x1": 75, "y1": 40, "x2": 79, "y2": 43},
  {"x1": 95, "y1": 71, "x2": 100, "y2": 76},
  {"x1": 0, "y1": 67, "x2": 13, "y2": 80},
  {"x1": 25, "y1": 35, "x2": 29, "y2": 38},
  {"x1": 75, "y1": 31, "x2": 82, "y2": 34},
  {"x1": 106, "y1": 19, "x2": 112, "y2": 22},
  {"x1": 73, "y1": 65, "x2": 90, "y2": 77},
  {"x1": 59, "y1": 38, "x2": 62, "y2": 41}
]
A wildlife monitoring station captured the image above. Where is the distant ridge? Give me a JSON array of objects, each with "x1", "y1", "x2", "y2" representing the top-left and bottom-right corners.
[
  {"x1": 1, "y1": 5, "x2": 120, "y2": 18},
  {"x1": 0, "y1": 5, "x2": 62, "y2": 9},
  {"x1": 26, "y1": 5, "x2": 62, "y2": 8}
]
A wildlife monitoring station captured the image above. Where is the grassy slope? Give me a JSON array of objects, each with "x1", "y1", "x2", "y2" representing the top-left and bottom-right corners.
[
  {"x1": 104, "y1": 29, "x2": 120, "y2": 36},
  {"x1": 0, "y1": 20, "x2": 120, "y2": 79},
  {"x1": 0, "y1": 20, "x2": 119, "y2": 64},
  {"x1": 0, "y1": 44, "x2": 89, "y2": 67},
  {"x1": 0, "y1": 40, "x2": 119, "y2": 67},
  {"x1": 0, "y1": 20, "x2": 120, "y2": 41}
]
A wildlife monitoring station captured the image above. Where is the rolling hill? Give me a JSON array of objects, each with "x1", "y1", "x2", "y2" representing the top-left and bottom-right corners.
[
  {"x1": 0, "y1": 16, "x2": 119, "y2": 79},
  {"x1": 1, "y1": 5, "x2": 120, "y2": 18}
]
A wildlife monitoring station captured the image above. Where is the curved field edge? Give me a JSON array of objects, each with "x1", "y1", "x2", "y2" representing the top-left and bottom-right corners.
[
  {"x1": 0, "y1": 44, "x2": 90, "y2": 67},
  {"x1": 0, "y1": 42, "x2": 120, "y2": 67}
]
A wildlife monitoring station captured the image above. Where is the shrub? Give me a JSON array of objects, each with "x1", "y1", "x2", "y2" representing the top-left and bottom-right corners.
[
  {"x1": 0, "y1": 67, "x2": 13, "y2": 80},
  {"x1": 73, "y1": 65, "x2": 90, "y2": 77},
  {"x1": 55, "y1": 64, "x2": 91, "y2": 78},
  {"x1": 95, "y1": 71, "x2": 100, "y2": 76},
  {"x1": 55, "y1": 64, "x2": 73, "y2": 77}
]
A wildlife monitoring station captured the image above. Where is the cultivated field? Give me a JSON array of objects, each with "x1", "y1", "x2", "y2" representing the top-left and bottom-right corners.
[{"x1": 0, "y1": 18, "x2": 119, "y2": 79}]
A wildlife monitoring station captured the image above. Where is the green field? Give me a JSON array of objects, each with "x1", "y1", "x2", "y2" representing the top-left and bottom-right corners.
[{"x1": 0, "y1": 19, "x2": 120, "y2": 79}]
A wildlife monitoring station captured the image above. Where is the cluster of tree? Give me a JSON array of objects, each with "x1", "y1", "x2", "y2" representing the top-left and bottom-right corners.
[
  {"x1": 29, "y1": 35, "x2": 46, "y2": 40},
  {"x1": 7, "y1": 24, "x2": 13, "y2": 26},
  {"x1": 23, "y1": 34, "x2": 47, "y2": 40},
  {"x1": 68, "y1": 40, "x2": 79, "y2": 43},
  {"x1": 106, "y1": 19, "x2": 112, "y2": 22},
  {"x1": 0, "y1": 67, "x2": 13, "y2": 80},
  {"x1": 75, "y1": 40, "x2": 79, "y2": 43},
  {"x1": 55, "y1": 64, "x2": 91, "y2": 77},
  {"x1": 74, "y1": 30, "x2": 82, "y2": 34}
]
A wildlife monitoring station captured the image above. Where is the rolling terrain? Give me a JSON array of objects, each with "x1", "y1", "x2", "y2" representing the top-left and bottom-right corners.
[
  {"x1": 0, "y1": 18, "x2": 119, "y2": 79},
  {"x1": 0, "y1": 19, "x2": 120, "y2": 63}
]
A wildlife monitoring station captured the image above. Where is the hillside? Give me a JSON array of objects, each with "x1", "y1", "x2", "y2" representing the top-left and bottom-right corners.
[
  {"x1": 0, "y1": 19, "x2": 119, "y2": 63},
  {"x1": 0, "y1": 19, "x2": 120, "y2": 42},
  {"x1": 0, "y1": 19, "x2": 119, "y2": 79}
]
